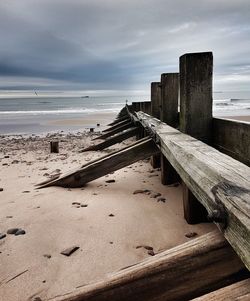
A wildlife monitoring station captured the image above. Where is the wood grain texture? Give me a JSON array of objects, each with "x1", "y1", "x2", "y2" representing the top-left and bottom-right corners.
[
  {"x1": 135, "y1": 111, "x2": 250, "y2": 270},
  {"x1": 190, "y1": 278, "x2": 250, "y2": 301},
  {"x1": 38, "y1": 138, "x2": 159, "y2": 188},
  {"x1": 49, "y1": 231, "x2": 246, "y2": 301},
  {"x1": 213, "y1": 118, "x2": 250, "y2": 166},
  {"x1": 79, "y1": 127, "x2": 139, "y2": 152}
]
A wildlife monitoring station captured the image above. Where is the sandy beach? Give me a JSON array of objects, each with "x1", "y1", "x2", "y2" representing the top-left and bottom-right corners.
[{"x1": 0, "y1": 118, "x2": 217, "y2": 301}]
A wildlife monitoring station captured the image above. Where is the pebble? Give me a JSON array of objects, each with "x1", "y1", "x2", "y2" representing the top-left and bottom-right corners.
[
  {"x1": 0, "y1": 188, "x2": 3, "y2": 192},
  {"x1": 4, "y1": 155, "x2": 9, "y2": 158},
  {"x1": 148, "y1": 250, "x2": 155, "y2": 256},
  {"x1": 22, "y1": 190, "x2": 30, "y2": 193},
  {"x1": 109, "y1": 214, "x2": 115, "y2": 217},
  {"x1": 150, "y1": 192, "x2": 161, "y2": 198},
  {"x1": 157, "y1": 197, "x2": 166, "y2": 203},
  {"x1": 185, "y1": 232, "x2": 198, "y2": 238},
  {"x1": 0, "y1": 233, "x2": 6, "y2": 240},
  {"x1": 133, "y1": 189, "x2": 150, "y2": 195},
  {"x1": 43, "y1": 254, "x2": 51, "y2": 259},
  {"x1": 72, "y1": 202, "x2": 81, "y2": 205},
  {"x1": 60, "y1": 246, "x2": 79, "y2": 256},
  {"x1": 136, "y1": 245, "x2": 153, "y2": 251},
  {"x1": 6, "y1": 216, "x2": 13, "y2": 218},
  {"x1": 15, "y1": 229, "x2": 26, "y2": 236},
  {"x1": 81, "y1": 204, "x2": 88, "y2": 207},
  {"x1": 33, "y1": 297, "x2": 42, "y2": 301},
  {"x1": 105, "y1": 179, "x2": 115, "y2": 183},
  {"x1": 7, "y1": 228, "x2": 19, "y2": 234}
]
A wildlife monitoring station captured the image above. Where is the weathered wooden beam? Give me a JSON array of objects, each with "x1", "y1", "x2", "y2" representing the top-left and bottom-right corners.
[
  {"x1": 93, "y1": 122, "x2": 134, "y2": 141},
  {"x1": 160, "y1": 73, "x2": 180, "y2": 185},
  {"x1": 50, "y1": 231, "x2": 246, "y2": 301},
  {"x1": 135, "y1": 111, "x2": 250, "y2": 270},
  {"x1": 103, "y1": 118, "x2": 131, "y2": 133},
  {"x1": 37, "y1": 138, "x2": 159, "y2": 188},
  {"x1": 151, "y1": 82, "x2": 161, "y2": 168},
  {"x1": 212, "y1": 118, "x2": 250, "y2": 167},
  {"x1": 108, "y1": 115, "x2": 129, "y2": 126},
  {"x1": 190, "y1": 278, "x2": 250, "y2": 301},
  {"x1": 180, "y1": 52, "x2": 213, "y2": 224},
  {"x1": 80, "y1": 127, "x2": 140, "y2": 152}
]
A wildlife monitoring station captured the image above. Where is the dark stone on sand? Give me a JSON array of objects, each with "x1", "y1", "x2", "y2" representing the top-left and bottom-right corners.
[
  {"x1": 43, "y1": 254, "x2": 51, "y2": 259},
  {"x1": 7, "y1": 228, "x2": 19, "y2": 234},
  {"x1": 81, "y1": 204, "x2": 88, "y2": 207},
  {"x1": 2, "y1": 163, "x2": 8, "y2": 166},
  {"x1": 109, "y1": 214, "x2": 115, "y2": 217},
  {"x1": 60, "y1": 246, "x2": 79, "y2": 256},
  {"x1": 157, "y1": 197, "x2": 166, "y2": 203},
  {"x1": 148, "y1": 250, "x2": 155, "y2": 256},
  {"x1": 97, "y1": 123, "x2": 100, "y2": 126},
  {"x1": 150, "y1": 192, "x2": 161, "y2": 198},
  {"x1": 0, "y1": 233, "x2": 6, "y2": 240},
  {"x1": 33, "y1": 297, "x2": 42, "y2": 301},
  {"x1": 6, "y1": 216, "x2": 13, "y2": 218},
  {"x1": 105, "y1": 179, "x2": 115, "y2": 183},
  {"x1": 4, "y1": 155, "x2": 9, "y2": 158},
  {"x1": 136, "y1": 245, "x2": 153, "y2": 251},
  {"x1": 72, "y1": 202, "x2": 81, "y2": 205},
  {"x1": 133, "y1": 189, "x2": 150, "y2": 195},
  {"x1": 15, "y1": 229, "x2": 26, "y2": 236},
  {"x1": 185, "y1": 232, "x2": 198, "y2": 238},
  {"x1": 22, "y1": 191, "x2": 30, "y2": 193},
  {"x1": 0, "y1": 188, "x2": 3, "y2": 192}
]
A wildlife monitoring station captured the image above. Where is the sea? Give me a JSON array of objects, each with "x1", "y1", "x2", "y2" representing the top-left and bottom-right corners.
[{"x1": 0, "y1": 91, "x2": 250, "y2": 135}]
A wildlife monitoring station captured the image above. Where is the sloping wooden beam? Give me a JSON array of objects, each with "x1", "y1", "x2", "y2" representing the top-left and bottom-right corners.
[
  {"x1": 103, "y1": 118, "x2": 131, "y2": 133},
  {"x1": 80, "y1": 127, "x2": 140, "y2": 152},
  {"x1": 49, "y1": 231, "x2": 246, "y2": 301},
  {"x1": 108, "y1": 115, "x2": 129, "y2": 126},
  {"x1": 37, "y1": 138, "x2": 159, "y2": 188},
  {"x1": 93, "y1": 122, "x2": 134, "y2": 141},
  {"x1": 135, "y1": 111, "x2": 250, "y2": 270},
  {"x1": 190, "y1": 278, "x2": 250, "y2": 301}
]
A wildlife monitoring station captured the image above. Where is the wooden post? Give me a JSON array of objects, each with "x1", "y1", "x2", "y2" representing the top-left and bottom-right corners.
[
  {"x1": 151, "y1": 82, "x2": 161, "y2": 168},
  {"x1": 50, "y1": 141, "x2": 59, "y2": 153},
  {"x1": 160, "y1": 73, "x2": 180, "y2": 185},
  {"x1": 179, "y1": 52, "x2": 213, "y2": 224},
  {"x1": 144, "y1": 101, "x2": 151, "y2": 114}
]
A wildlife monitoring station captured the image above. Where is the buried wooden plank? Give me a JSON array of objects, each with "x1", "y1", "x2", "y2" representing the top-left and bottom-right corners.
[
  {"x1": 49, "y1": 231, "x2": 247, "y2": 301},
  {"x1": 92, "y1": 122, "x2": 134, "y2": 141},
  {"x1": 108, "y1": 115, "x2": 130, "y2": 126},
  {"x1": 37, "y1": 137, "x2": 159, "y2": 188},
  {"x1": 190, "y1": 278, "x2": 250, "y2": 301},
  {"x1": 79, "y1": 127, "x2": 140, "y2": 152},
  {"x1": 102, "y1": 118, "x2": 131, "y2": 133},
  {"x1": 135, "y1": 111, "x2": 250, "y2": 270}
]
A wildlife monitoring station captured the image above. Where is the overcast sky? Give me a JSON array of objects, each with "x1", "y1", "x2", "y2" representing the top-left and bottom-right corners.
[{"x1": 0, "y1": 0, "x2": 250, "y2": 94}]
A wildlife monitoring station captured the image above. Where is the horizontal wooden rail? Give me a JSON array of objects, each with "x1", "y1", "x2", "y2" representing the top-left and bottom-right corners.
[
  {"x1": 212, "y1": 117, "x2": 250, "y2": 166},
  {"x1": 130, "y1": 109, "x2": 250, "y2": 270}
]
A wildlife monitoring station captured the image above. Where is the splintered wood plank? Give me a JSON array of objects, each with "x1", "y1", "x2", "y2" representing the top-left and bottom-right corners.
[
  {"x1": 50, "y1": 231, "x2": 246, "y2": 301},
  {"x1": 135, "y1": 111, "x2": 250, "y2": 270},
  {"x1": 80, "y1": 127, "x2": 140, "y2": 152},
  {"x1": 37, "y1": 138, "x2": 159, "y2": 188},
  {"x1": 92, "y1": 122, "x2": 134, "y2": 140},
  {"x1": 190, "y1": 278, "x2": 250, "y2": 301}
]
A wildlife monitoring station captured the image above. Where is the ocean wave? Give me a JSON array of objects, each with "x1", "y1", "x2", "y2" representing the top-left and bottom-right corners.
[{"x1": 0, "y1": 107, "x2": 121, "y2": 115}]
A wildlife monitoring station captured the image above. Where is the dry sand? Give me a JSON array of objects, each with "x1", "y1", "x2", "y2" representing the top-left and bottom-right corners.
[{"x1": 0, "y1": 124, "x2": 216, "y2": 300}]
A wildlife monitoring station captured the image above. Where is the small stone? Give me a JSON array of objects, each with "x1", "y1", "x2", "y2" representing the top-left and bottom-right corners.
[
  {"x1": 43, "y1": 254, "x2": 51, "y2": 259},
  {"x1": 15, "y1": 229, "x2": 26, "y2": 236},
  {"x1": 0, "y1": 233, "x2": 6, "y2": 240},
  {"x1": 109, "y1": 214, "x2": 115, "y2": 217},
  {"x1": 150, "y1": 192, "x2": 161, "y2": 198},
  {"x1": 0, "y1": 188, "x2": 3, "y2": 192},
  {"x1": 105, "y1": 179, "x2": 115, "y2": 183},
  {"x1": 81, "y1": 204, "x2": 88, "y2": 207},
  {"x1": 157, "y1": 197, "x2": 166, "y2": 203},
  {"x1": 4, "y1": 155, "x2": 9, "y2": 158},
  {"x1": 109, "y1": 241, "x2": 113, "y2": 244},
  {"x1": 136, "y1": 245, "x2": 153, "y2": 251},
  {"x1": 72, "y1": 202, "x2": 81, "y2": 205},
  {"x1": 133, "y1": 189, "x2": 149, "y2": 195},
  {"x1": 22, "y1": 190, "x2": 30, "y2": 193},
  {"x1": 60, "y1": 246, "x2": 79, "y2": 256},
  {"x1": 147, "y1": 250, "x2": 155, "y2": 256},
  {"x1": 185, "y1": 232, "x2": 198, "y2": 238},
  {"x1": 6, "y1": 216, "x2": 13, "y2": 218},
  {"x1": 33, "y1": 297, "x2": 42, "y2": 301},
  {"x1": 7, "y1": 228, "x2": 19, "y2": 234}
]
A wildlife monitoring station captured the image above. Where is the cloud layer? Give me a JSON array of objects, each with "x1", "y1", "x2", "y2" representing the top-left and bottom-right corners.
[{"x1": 0, "y1": 0, "x2": 250, "y2": 92}]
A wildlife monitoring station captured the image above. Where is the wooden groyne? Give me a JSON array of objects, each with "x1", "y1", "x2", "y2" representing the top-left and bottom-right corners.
[{"x1": 39, "y1": 51, "x2": 250, "y2": 301}]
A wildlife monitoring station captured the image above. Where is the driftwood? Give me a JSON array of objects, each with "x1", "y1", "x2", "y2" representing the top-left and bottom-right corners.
[
  {"x1": 92, "y1": 122, "x2": 134, "y2": 141},
  {"x1": 102, "y1": 118, "x2": 131, "y2": 133},
  {"x1": 133, "y1": 110, "x2": 250, "y2": 270},
  {"x1": 80, "y1": 127, "x2": 140, "y2": 152},
  {"x1": 49, "y1": 231, "x2": 246, "y2": 301},
  {"x1": 190, "y1": 278, "x2": 250, "y2": 300},
  {"x1": 37, "y1": 138, "x2": 159, "y2": 188}
]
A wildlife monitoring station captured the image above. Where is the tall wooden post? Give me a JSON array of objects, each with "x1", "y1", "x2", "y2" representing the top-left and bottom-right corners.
[
  {"x1": 144, "y1": 101, "x2": 151, "y2": 114},
  {"x1": 151, "y1": 82, "x2": 161, "y2": 168},
  {"x1": 179, "y1": 52, "x2": 213, "y2": 224},
  {"x1": 160, "y1": 73, "x2": 180, "y2": 185}
]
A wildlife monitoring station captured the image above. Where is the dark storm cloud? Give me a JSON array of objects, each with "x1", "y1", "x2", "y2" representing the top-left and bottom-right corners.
[{"x1": 0, "y1": 0, "x2": 250, "y2": 91}]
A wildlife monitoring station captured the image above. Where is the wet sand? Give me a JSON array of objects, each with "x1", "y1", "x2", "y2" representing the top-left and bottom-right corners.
[{"x1": 0, "y1": 117, "x2": 218, "y2": 300}]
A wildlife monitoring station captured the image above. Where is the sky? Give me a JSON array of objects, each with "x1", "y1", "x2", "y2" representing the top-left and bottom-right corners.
[{"x1": 0, "y1": 0, "x2": 250, "y2": 95}]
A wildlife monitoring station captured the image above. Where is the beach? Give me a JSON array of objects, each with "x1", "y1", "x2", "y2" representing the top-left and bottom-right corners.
[{"x1": 0, "y1": 118, "x2": 218, "y2": 301}]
